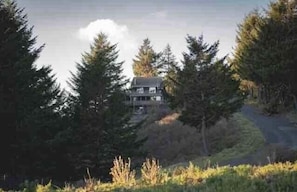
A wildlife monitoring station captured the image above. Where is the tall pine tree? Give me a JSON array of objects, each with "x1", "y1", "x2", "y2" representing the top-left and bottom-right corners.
[
  {"x1": 69, "y1": 33, "x2": 144, "y2": 179},
  {"x1": 0, "y1": 0, "x2": 65, "y2": 179}
]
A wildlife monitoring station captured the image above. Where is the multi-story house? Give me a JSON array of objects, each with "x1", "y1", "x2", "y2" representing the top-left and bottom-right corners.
[{"x1": 126, "y1": 77, "x2": 165, "y2": 113}]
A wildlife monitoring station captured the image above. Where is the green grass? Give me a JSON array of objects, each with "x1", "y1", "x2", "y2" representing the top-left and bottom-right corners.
[
  {"x1": 6, "y1": 162, "x2": 297, "y2": 192},
  {"x1": 137, "y1": 111, "x2": 258, "y2": 167},
  {"x1": 166, "y1": 113, "x2": 265, "y2": 169}
]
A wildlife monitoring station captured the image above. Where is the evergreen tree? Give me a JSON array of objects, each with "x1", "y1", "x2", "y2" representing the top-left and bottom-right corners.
[
  {"x1": 69, "y1": 33, "x2": 144, "y2": 179},
  {"x1": 173, "y1": 35, "x2": 244, "y2": 155},
  {"x1": 159, "y1": 44, "x2": 179, "y2": 99},
  {"x1": 232, "y1": 0, "x2": 297, "y2": 112},
  {"x1": 132, "y1": 38, "x2": 160, "y2": 77},
  {"x1": 0, "y1": 0, "x2": 65, "y2": 179},
  {"x1": 232, "y1": 10, "x2": 264, "y2": 83}
]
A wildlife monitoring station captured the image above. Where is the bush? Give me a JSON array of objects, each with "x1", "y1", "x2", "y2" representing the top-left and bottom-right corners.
[
  {"x1": 110, "y1": 156, "x2": 135, "y2": 185},
  {"x1": 141, "y1": 158, "x2": 161, "y2": 185}
]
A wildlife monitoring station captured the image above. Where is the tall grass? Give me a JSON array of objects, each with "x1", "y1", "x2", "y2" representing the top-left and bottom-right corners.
[{"x1": 5, "y1": 161, "x2": 297, "y2": 192}]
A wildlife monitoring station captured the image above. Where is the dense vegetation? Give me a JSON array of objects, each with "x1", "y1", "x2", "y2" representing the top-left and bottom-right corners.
[
  {"x1": 0, "y1": 0, "x2": 144, "y2": 187},
  {"x1": 1, "y1": 0, "x2": 297, "y2": 191},
  {"x1": 232, "y1": 0, "x2": 297, "y2": 113},
  {"x1": 0, "y1": 0, "x2": 67, "y2": 180}
]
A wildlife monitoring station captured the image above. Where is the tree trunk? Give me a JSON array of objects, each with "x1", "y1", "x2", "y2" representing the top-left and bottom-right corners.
[
  {"x1": 201, "y1": 115, "x2": 210, "y2": 156},
  {"x1": 201, "y1": 91, "x2": 210, "y2": 156}
]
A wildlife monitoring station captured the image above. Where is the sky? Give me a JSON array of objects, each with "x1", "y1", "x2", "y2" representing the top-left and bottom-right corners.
[{"x1": 17, "y1": 0, "x2": 271, "y2": 90}]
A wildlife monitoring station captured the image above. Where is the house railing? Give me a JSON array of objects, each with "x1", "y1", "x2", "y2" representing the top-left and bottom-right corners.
[
  {"x1": 124, "y1": 100, "x2": 164, "y2": 106},
  {"x1": 128, "y1": 92, "x2": 163, "y2": 97}
]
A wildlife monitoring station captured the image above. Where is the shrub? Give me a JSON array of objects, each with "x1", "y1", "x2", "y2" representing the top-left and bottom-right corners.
[
  {"x1": 82, "y1": 168, "x2": 100, "y2": 192},
  {"x1": 36, "y1": 182, "x2": 53, "y2": 192},
  {"x1": 141, "y1": 158, "x2": 161, "y2": 185},
  {"x1": 110, "y1": 156, "x2": 135, "y2": 185}
]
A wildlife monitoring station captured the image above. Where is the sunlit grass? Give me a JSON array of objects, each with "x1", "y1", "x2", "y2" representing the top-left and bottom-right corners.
[{"x1": 6, "y1": 162, "x2": 296, "y2": 192}]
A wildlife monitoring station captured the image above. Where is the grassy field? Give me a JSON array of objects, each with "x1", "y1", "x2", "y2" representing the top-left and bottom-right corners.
[{"x1": 8, "y1": 161, "x2": 297, "y2": 192}]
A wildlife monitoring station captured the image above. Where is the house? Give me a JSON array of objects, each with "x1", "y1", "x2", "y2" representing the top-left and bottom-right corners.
[{"x1": 126, "y1": 77, "x2": 165, "y2": 112}]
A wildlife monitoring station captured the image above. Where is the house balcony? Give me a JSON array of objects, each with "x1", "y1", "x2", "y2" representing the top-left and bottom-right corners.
[
  {"x1": 124, "y1": 100, "x2": 164, "y2": 106},
  {"x1": 128, "y1": 92, "x2": 163, "y2": 97}
]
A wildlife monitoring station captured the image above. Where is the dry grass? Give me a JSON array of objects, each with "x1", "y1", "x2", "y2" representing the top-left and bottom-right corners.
[
  {"x1": 141, "y1": 158, "x2": 161, "y2": 185},
  {"x1": 7, "y1": 161, "x2": 297, "y2": 192},
  {"x1": 110, "y1": 156, "x2": 136, "y2": 185}
]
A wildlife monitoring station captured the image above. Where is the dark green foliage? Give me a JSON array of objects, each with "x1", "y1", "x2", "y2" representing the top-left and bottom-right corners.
[
  {"x1": 233, "y1": 0, "x2": 297, "y2": 112},
  {"x1": 172, "y1": 35, "x2": 244, "y2": 155},
  {"x1": 0, "y1": 0, "x2": 67, "y2": 181},
  {"x1": 69, "y1": 33, "x2": 144, "y2": 179},
  {"x1": 176, "y1": 35, "x2": 244, "y2": 126},
  {"x1": 158, "y1": 44, "x2": 179, "y2": 101}
]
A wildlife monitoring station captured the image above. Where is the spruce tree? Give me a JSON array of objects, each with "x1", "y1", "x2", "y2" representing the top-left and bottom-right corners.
[
  {"x1": 132, "y1": 38, "x2": 160, "y2": 77},
  {"x1": 159, "y1": 44, "x2": 179, "y2": 100},
  {"x1": 69, "y1": 33, "x2": 144, "y2": 179},
  {"x1": 0, "y1": 0, "x2": 65, "y2": 179},
  {"x1": 232, "y1": 0, "x2": 297, "y2": 111},
  {"x1": 173, "y1": 35, "x2": 244, "y2": 155}
]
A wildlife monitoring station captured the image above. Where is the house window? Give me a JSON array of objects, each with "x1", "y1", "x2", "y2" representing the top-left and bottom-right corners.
[
  {"x1": 156, "y1": 96, "x2": 161, "y2": 101},
  {"x1": 149, "y1": 87, "x2": 156, "y2": 93},
  {"x1": 136, "y1": 87, "x2": 144, "y2": 93}
]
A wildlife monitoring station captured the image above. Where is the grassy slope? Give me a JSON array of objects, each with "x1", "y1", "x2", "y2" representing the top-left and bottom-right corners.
[
  {"x1": 17, "y1": 162, "x2": 297, "y2": 192},
  {"x1": 167, "y1": 113, "x2": 265, "y2": 169}
]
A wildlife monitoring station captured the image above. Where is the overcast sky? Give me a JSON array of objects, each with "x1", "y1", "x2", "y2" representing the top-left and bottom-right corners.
[{"x1": 17, "y1": 0, "x2": 271, "y2": 90}]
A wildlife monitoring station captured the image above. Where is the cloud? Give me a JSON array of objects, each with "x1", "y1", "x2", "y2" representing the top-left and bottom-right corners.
[{"x1": 78, "y1": 19, "x2": 138, "y2": 79}]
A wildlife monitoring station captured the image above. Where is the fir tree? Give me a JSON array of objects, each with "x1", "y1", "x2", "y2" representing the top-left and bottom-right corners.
[
  {"x1": 232, "y1": 0, "x2": 297, "y2": 112},
  {"x1": 0, "y1": 0, "x2": 65, "y2": 179},
  {"x1": 159, "y1": 44, "x2": 179, "y2": 100},
  {"x1": 173, "y1": 35, "x2": 244, "y2": 155},
  {"x1": 132, "y1": 38, "x2": 160, "y2": 77},
  {"x1": 69, "y1": 33, "x2": 144, "y2": 179}
]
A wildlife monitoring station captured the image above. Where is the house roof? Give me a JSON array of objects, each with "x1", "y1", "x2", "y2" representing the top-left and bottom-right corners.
[{"x1": 131, "y1": 77, "x2": 163, "y2": 87}]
